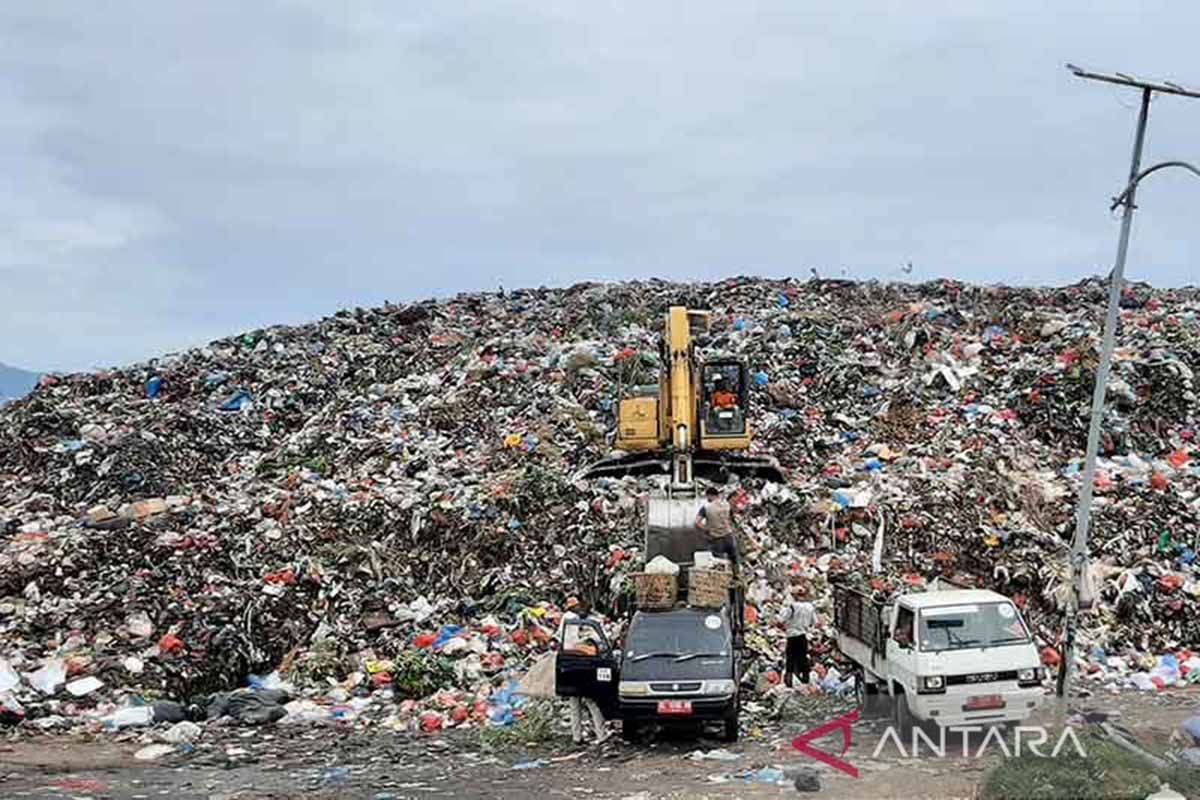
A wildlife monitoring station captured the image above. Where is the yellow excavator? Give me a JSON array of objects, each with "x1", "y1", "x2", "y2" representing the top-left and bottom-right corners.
[{"x1": 584, "y1": 305, "x2": 784, "y2": 487}]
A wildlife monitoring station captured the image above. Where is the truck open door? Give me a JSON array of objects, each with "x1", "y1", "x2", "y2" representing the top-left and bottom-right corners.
[{"x1": 555, "y1": 618, "x2": 619, "y2": 718}]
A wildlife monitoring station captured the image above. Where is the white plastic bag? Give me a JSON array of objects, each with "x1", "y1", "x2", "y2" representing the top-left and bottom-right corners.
[
  {"x1": 26, "y1": 659, "x2": 66, "y2": 696},
  {"x1": 645, "y1": 555, "x2": 680, "y2": 575}
]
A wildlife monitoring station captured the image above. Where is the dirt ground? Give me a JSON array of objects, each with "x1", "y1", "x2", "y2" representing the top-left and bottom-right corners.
[{"x1": 2, "y1": 689, "x2": 1196, "y2": 800}]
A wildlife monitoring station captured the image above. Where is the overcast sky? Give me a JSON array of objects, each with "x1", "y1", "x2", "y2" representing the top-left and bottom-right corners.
[{"x1": 3, "y1": 2, "x2": 1199, "y2": 372}]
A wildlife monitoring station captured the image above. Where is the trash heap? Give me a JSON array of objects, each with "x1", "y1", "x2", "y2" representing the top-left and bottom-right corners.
[{"x1": 2, "y1": 276, "x2": 1199, "y2": 732}]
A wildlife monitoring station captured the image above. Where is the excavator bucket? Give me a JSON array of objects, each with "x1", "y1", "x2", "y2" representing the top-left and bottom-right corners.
[
  {"x1": 577, "y1": 451, "x2": 673, "y2": 481},
  {"x1": 579, "y1": 451, "x2": 785, "y2": 484},
  {"x1": 692, "y1": 453, "x2": 786, "y2": 484}
]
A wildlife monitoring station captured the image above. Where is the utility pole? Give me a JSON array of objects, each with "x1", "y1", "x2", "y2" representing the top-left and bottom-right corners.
[{"x1": 1058, "y1": 65, "x2": 1200, "y2": 700}]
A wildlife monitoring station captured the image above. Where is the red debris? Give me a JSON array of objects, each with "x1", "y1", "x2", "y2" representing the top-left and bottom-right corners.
[
  {"x1": 263, "y1": 569, "x2": 296, "y2": 585},
  {"x1": 1158, "y1": 574, "x2": 1184, "y2": 593},
  {"x1": 158, "y1": 634, "x2": 184, "y2": 654}
]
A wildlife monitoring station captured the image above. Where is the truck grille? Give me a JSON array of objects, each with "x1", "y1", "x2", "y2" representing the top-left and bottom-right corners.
[
  {"x1": 945, "y1": 670, "x2": 1018, "y2": 686},
  {"x1": 650, "y1": 682, "x2": 702, "y2": 693}
]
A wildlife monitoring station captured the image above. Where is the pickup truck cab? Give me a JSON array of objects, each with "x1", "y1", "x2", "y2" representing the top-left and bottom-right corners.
[
  {"x1": 616, "y1": 606, "x2": 741, "y2": 741},
  {"x1": 835, "y1": 586, "x2": 1045, "y2": 730}
]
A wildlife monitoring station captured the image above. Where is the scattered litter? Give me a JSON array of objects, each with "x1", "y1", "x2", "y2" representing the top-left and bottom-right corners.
[
  {"x1": 687, "y1": 748, "x2": 741, "y2": 762},
  {"x1": 134, "y1": 744, "x2": 176, "y2": 761}
]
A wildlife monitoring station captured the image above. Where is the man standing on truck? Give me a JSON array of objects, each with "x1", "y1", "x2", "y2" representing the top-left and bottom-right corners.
[
  {"x1": 695, "y1": 487, "x2": 740, "y2": 576},
  {"x1": 777, "y1": 583, "x2": 816, "y2": 688}
]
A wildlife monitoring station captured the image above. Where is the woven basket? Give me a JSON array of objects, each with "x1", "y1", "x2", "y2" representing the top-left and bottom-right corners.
[
  {"x1": 633, "y1": 573, "x2": 678, "y2": 610},
  {"x1": 689, "y1": 568, "x2": 732, "y2": 608}
]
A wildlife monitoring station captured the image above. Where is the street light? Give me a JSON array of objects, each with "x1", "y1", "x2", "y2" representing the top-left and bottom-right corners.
[{"x1": 1057, "y1": 64, "x2": 1200, "y2": 700}]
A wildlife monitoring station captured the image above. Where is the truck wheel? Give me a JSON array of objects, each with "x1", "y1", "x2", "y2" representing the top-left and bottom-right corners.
[
  {"x1": 721, "y1": 703, "x2": 740, "y2": 742},
  {"x1": 894, "y1": 690, "x2": 915, "y2": 737},
  {"x1": 856, "y1": 673, "x2": 880, "y2": 713},
  {"x1": 854, "y1": 672, "x2": 868, "y2": 708},
  {"x1": 621, "y1": 720, "x2": 641, "y2": 743}
]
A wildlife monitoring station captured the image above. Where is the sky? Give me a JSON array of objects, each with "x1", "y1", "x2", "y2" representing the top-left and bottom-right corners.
[{"x1": 3, "y1": 2, "x2": 1199, "y2": 372}]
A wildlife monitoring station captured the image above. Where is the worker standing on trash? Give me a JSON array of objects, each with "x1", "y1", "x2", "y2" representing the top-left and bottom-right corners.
[
  {"x1": 695, "y1": 487, "x2": 740, "y2": 576},
  {"x1": 777, "y1": 583, "x2": 816, "y2": 688},
  {"x1": 557, "y1": 598, "x2": 611, "y2": 744}
]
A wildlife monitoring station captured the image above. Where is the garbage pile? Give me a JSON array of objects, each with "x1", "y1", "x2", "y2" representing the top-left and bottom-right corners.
[{"x1": 2, "y1": 276, "x2": 1200, "y2": 731}]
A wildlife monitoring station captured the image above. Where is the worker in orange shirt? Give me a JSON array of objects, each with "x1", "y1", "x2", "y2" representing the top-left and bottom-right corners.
[{"x1": 711, "y1": 374, "x2": 738, "y2": 409}]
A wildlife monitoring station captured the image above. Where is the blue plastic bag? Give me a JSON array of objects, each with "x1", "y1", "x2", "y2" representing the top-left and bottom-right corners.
[
  {"x1": 431, "y1": 624, "x2": 464, "y2": 651},
  {"x1": 218, "y1": 389, "x2": 253, "y2": 412},
  {"x1": 1183, "y1": 716, "x2": 1200, "y2": 744}
]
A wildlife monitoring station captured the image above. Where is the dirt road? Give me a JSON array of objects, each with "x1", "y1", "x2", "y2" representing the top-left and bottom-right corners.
[{"x1": 2, "y1": 689, "x2": 1196, "y2": 799}]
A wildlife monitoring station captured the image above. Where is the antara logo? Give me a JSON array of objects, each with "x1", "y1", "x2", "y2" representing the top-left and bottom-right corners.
[
  {"x1": 791, "y1": 710, "x2": 860, "y2": 777},
  {"x1": 791, "y1": 710, "x2": 1088, "y2": 778}
]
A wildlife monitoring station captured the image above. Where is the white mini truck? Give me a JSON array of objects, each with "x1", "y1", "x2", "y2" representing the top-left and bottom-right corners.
[{"x1": 834, "y1": 586, "x2": 1046, "y2": 729}]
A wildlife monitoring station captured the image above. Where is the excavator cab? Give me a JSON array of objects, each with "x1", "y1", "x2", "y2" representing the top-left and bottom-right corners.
[
  {"x1": 581, "y1": 305, "x2": 783, "y2": 485},
  {"x1": 699, "y1": 360, "x2": 749, "y2": 441}
]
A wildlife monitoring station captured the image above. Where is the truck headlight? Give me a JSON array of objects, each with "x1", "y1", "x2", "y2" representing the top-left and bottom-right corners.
[
  {"x1": 1018, "y1": 668, "x2": 1044, "y2": 686},
  {"x1": 920, "y1": 675, "x2": 945, "y2": 693},
  {"x1": 619, "y1": 682, "x2": 648, "y2": 696},
  {"x1": 703, "y1": 680, "x2": 736, "y2": 695}
]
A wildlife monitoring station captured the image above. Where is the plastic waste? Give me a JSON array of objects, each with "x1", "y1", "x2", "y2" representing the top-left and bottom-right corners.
[
  {"x1": 247, "y1": 671, "x2": 294, "y2": 692},
  {"x1": 3, "y1": 276, "x2": 1200, "y2": 733},
  {"x1": 687, "y1": 748, "x2": 741, "y2": 762},
  {"x1": 218, "y1": 389, "x2": 253, "y2": 412},
  {"x1": 160, "y1": 720, "x2": 202, "y2": 744},
  {"x1": 105, "y1": 705, "x2": 154, "y2": 729},
  {"x1": 644, "y1": 555, "x2": 681, "y2": 575},
  {"x1": 66, "y1": 676, "x2": 104, "y2": 697},
  {"x1": 0, "y1": 659, "x2": 19, "y2": 693},
  {"x1": 320, "y1": 767, "x2": 350, "y2": 785},
  {"x1": 1182, "y1": 716, "x2": 1200, "y2": 744},
  {"x1": 135, "y1": 744, "x2": 175, "y2": 761},
  {"x1": 26, "y1": 659, "x2": 66, "y2": 695}
]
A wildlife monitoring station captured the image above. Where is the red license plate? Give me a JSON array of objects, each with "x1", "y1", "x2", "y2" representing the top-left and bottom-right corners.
[
  {"x1": 657, "y1": 700, "x2": 693, "y2": 715},
  {"x1": 965, "y1": 694, "x2": 1005, "y2": 711}
]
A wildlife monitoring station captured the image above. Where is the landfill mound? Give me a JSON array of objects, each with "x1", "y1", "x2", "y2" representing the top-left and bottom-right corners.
[{"x1": 2, "y1": 277, "x2": 1200, "y2": 715}]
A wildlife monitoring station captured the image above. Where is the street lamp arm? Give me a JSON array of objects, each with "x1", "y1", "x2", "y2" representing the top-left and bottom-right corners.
[{"x1": 1110, "y1": 160, "x2": 1200, "y2": 210}]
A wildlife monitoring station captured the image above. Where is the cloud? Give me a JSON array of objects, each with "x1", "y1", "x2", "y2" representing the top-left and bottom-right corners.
[{"x1": 2, "y1": 2, "x2": 1198, "y2": 371}]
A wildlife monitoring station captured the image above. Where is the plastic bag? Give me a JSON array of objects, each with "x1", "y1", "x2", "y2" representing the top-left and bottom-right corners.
[
  {"x1": 514, "y1": 652, "x2": 556, "y2": 698},
  {"x1": 645, "y1": 555, "x2": 680, "y2": 575},
  {"x1": 26, "y1": 659, "x2": 66, "y2": 695}
]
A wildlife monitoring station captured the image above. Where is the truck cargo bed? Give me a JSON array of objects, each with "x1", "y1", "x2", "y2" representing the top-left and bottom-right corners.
[{"x1": 833, "y1": 584, "x2": 889, "y2": 676}]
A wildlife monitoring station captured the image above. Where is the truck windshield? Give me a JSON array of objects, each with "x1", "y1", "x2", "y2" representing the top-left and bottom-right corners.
[
  {"x1": 626, "y1": 611, "x2": 730, "y2": 658},
  {"x1": 917, "y1": 603, "x2": 1030, "y2": 652}
]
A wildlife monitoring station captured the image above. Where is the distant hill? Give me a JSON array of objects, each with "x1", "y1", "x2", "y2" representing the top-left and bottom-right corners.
[{"x1": 0, "y1": 363, "x2": 39, "y2": 402}]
